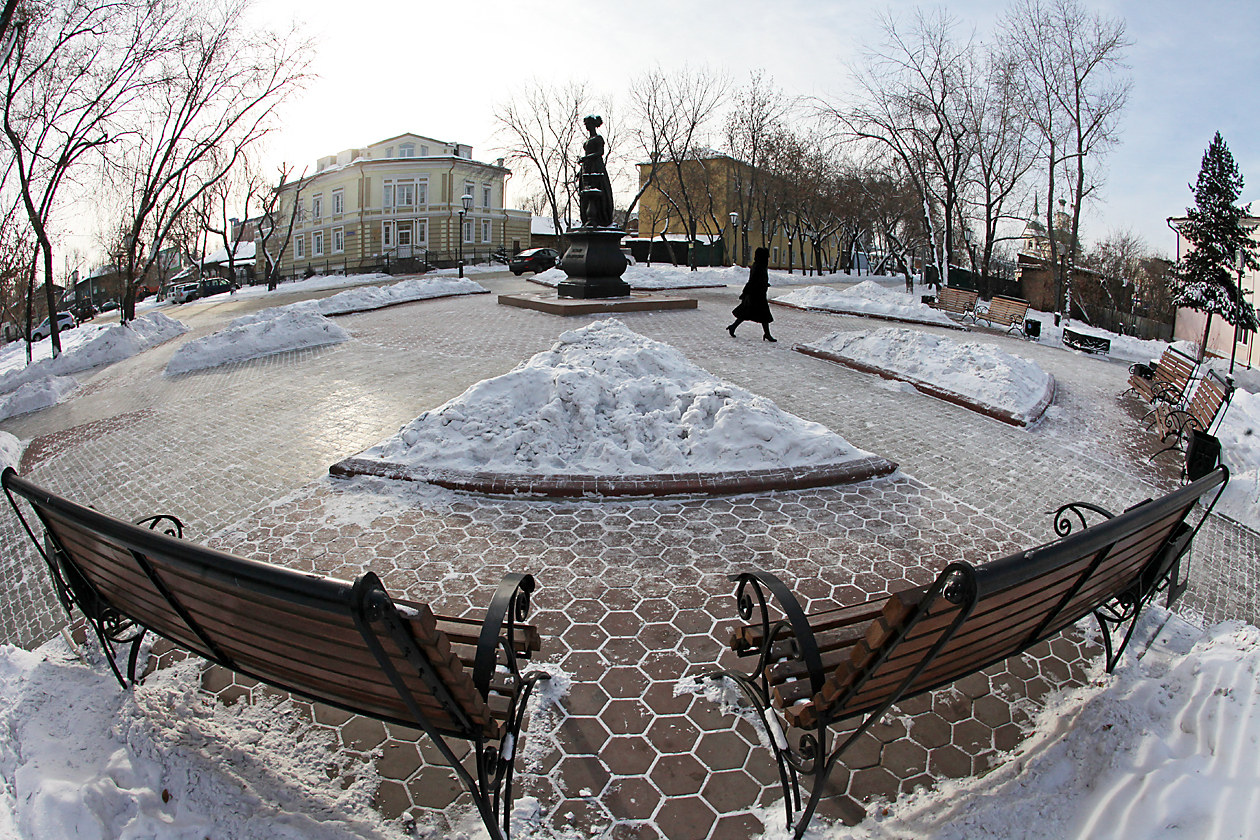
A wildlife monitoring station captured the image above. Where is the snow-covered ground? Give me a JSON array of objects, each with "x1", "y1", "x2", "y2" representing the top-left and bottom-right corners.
[
  {"x1": 0, "y1": 606, "x2": 1255, "y2": 840},
  {"x1": 303, "y1": 276, "x2": 486, "y2": 316},
  {"x1": 0, "y1": 431, "x2": 20, "y2": 471},
  {"x1": 527, "y1": 262, "x2": 854, "y2": 291},
  {"x1": 775, "y1": 282, "x2": 959, "y2": 328},
  {"x1": 0, "y1": 313, "x2": 187, "y2": 396},
  {"x1": 165, "y1": 309, "x2": 350, "y2": 376},
  {"x1": 800, "y1": 327, "x2": 1055, "y2": 426},
  {"x1": 352, "y1": 319, "x2": 871, "y2": 476},
  {"x1": 1214, "y1": 387, "x2": 1260, "y2": 528},
  {"x1": 0, "y1": 376, "x2": 80, "y2": 423}
]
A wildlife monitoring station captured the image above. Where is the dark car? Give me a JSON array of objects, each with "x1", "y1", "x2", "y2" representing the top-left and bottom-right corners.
[
  {"x1": 73, "y1": 301, "x2": 97, "y2": 323},
  {"x1": 509, "y1": 247, "x2": 560, "y2": 275}
]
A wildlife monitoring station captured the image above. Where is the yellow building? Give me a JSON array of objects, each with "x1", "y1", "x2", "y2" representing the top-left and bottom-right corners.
[
  {"x1": 274, "y1": 133, "x2": 530, "y2": 278},
  {"x1": 635, "y1": 154, "x2": 811, "y2": 271}
]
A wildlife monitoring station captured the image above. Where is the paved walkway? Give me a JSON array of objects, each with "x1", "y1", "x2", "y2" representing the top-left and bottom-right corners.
[{"x1": 2, "y1": 271, "x2": 1255, "y2": 838}]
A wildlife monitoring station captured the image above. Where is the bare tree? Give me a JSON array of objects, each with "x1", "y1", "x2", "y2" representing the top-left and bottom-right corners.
[
  {"x1": 108, "y1": 0, "x2": 310, "y2": 321},
  {"x1": 3, "y1": 0, "x2": 170, "y2": 354},
  {"x1": 831, "y1": 9, "x2": 978, "y2": 290},
  {"x1": 1002, "y1": 0, "x2": 1130, "y2": 322},
  {"x1": 723, "y1": 71, "x2": 792, "y2": 265},
  {"x1": 494, "y1": 79, "x2": 593, "y2": 244},
  {"x1": 196, "y1": 153, "x2": 268, "y2": 288},
  {"x1": 257, "y1": 162, "x2": 305, "y2": 289}
]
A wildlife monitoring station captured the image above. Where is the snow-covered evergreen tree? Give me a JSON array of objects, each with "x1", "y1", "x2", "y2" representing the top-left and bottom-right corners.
[{"x1": 1169, "y1": 132, "x2": 1259, "y2": 358}]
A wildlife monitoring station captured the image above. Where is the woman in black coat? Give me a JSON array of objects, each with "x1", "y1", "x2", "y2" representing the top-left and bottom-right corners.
[{"x1": 727, "y1": 246, "x2": 775, "y2": 341}]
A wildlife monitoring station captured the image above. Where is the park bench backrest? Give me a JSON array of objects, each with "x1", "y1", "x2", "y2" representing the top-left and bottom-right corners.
[
  {"x1": 1152, "y1": 347, "x2": 1198, "y2": 401},
  {"x1": 1181, "y1": 370, "x2": 1233, "y2": 431},
  {"x1": 2, "y1": 469, "x2": 513, "y2": 740},
  {"x1": 784, "y1": 466, "x2": 1225, "y2": 729},
  {"x1": 984, "y1": 295, "x2": 1029, "y2": 327},
  {"x1": 933, "y1": 287, "x2": 977, "y2": 315}
]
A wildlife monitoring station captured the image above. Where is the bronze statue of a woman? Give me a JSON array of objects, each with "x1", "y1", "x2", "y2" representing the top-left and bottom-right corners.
[{"x1": 579, "y1": 115, "x2": 615, "y2": 228}]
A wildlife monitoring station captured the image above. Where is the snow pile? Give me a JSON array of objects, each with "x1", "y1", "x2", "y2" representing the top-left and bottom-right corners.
[
  {"x1": 165, "y1": 308, "x2": 350, "y2": 375},
  {"x1": 0, "y1": 376, "x2": 79, "y2": 421},
  {"x1": 305, "y1": 276, "x2": 486, "y2": 315},
  {"x1": 1214, "y1": 386, "x2": 1260, "y2": 530},
  {"x1": 802, "y1": 327, "x2": 1054, "y2": 425},
  {"x1": 357, "y1": 319, "x2": 865, "y2": 475},
  {"x1": 0, "y1": 432, "x2": 21, "y2": 471},
  {"x1": 0, "y1": 313, "x2": 188, "y2": 395},
  {"x1": 0, "y1": 642, "x2": 397, "y2": 840},
  {"x1": 776, "y1": 282, "x2": 958, "y2": 328},
  {"x1": 804, "y1": 611, "x2": 1260, "y2": 840}
]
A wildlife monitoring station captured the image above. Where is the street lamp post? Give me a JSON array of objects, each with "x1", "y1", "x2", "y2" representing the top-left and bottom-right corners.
[
  {"x1": 458, "y1": 193, "x2": 472, "y2": 278},
  {"x1": 728, "y1": 212, "x2": 739, "y2": 267}
]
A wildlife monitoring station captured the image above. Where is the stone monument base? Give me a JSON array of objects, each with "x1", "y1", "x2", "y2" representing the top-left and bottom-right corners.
[{"x1": 557, "y1": 228, "x2": 630, "y2": 299}]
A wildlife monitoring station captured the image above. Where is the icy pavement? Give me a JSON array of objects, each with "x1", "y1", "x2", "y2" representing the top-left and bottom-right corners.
[{"x1": 0, "y1": 269, "x2": 1256, "y2": 838}]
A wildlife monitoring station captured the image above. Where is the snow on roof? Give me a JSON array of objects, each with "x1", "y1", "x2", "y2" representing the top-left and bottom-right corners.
[{"x1": 202, "y1": 241, "x2": 257, "y2": 266}]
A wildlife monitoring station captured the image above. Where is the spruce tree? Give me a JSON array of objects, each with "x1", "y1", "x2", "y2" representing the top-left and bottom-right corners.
[{"x1": 1170, "y1": 132, "x2": 1260, "y2": 361}]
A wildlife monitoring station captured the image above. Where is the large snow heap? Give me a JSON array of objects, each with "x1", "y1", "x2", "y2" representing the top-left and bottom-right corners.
[{"x1": 357, "y1": 318, "x2": 867, "y2": 476}]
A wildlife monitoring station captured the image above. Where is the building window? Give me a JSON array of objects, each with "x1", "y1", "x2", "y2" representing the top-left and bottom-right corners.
[
  {"x1": 332, "y1": 189, "x2": 344, "y2": 215},
  {"x1": 463, "y1": 220, "x2": 473, "y2": 243},
  {"x1": 416, "y1": 219, "x2": 428, "y2": 245},
  {"x1": 313, "y1": 231, "x2": 324, "y2": 256},
  {"x1": 399, "y1": 143, "x2": 415, "y2": 158},
  {"x1": 420, "y1": 145, "x2": 429, "y2": 156},
  {"x1": 396, "y1": 181, "x2": 415, "y2": 207},
  {"x1": 464, "y1": 181, "x2": 475, "y2": 203},
  {"x1": 417, "y1": 180, "x2": 428, "y2": 205},
  {"x1": 332, "y1": 227, "x2": 344, "y2": 253},
  {"x1": 294, "y1": 235, "x2": 305, "y2": 259},
  {"x1": 312, "y1": 195, "x2": 322, "y2": 220},
  {"x1": 482, "y1": 184, "x2": 491, "y2": 208},
  {"x1": 383, "y1": 182, "x2": 394, "y2": 209},
  {"x1": 382, "y1": 221, "x2": 393, "y2": 248},
  {"x1": 481, "y1": 219, "x2": 491, "y2": 243}
]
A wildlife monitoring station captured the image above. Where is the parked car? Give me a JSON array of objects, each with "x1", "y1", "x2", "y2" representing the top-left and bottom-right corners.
[
  {"x1": 99, "y1": 299, "x2": 119, "y2": 313},
  {"x1": 170, "y1": 282, "x2": 199, "y2": 304},
  {"x1": 73, "y1": 302, "x2": 97, "y2": 323},
  {"x1": 509, "y1": 247, "x2": 560, "y2": 275},
  {"x1": 30, "y1": 312, "x2": 77, "y2": 342}
]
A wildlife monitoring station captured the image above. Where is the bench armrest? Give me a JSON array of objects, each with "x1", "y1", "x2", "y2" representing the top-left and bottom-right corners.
[
  {"x1": 473, "y1": 573, "x2": 539, "y2": 699},
  {"x1": 727, "y1": 570, "x2": 825, "y2": 698},
  {"x1": 1051, "y1": 501, "x2": 1115, "y2": 538}
]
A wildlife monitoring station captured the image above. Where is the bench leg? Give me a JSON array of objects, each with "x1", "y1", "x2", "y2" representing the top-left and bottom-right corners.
[{"x1": 1093, "y1": 590, "x2": 1142, "y2": 673}]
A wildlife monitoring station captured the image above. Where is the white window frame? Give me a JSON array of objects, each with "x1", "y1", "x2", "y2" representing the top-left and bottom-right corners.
[
  {"x1": 312, "y1": 195, "x2": 322, "y2": 220},
  {"x1": 420, "y1": 145, "x2": 429, "y2": 157},
  {"x1": 332, "y1": 227, "x2": 344, "y2": 253},
  {"x1": 399, "y1": 143, "x2": 415, "y2": 158},
  {"x1": 294, "y1": 234, "x2": 305, "y2": 259},
  {"x1": 312, "y1": 230, "x2": 324, "y2": 256},
  {"x1": 481, "y1": 219, "x2": 491, "y2": 243},
  {"x1": 482, "y1": 184, "x2": 491, "y2": 208},
  {"x1": 396, "y1": 181, "x2": 415, "y2": 207},
  {"x1": 382, "y1": 221, "x2": 394, "y2": 248},
  {"x1": 464, "y1": 181, "x2": 475, "y2": 203},
  {"x1": 416, "y1": 219, "x2": 428, "y2": 245},
  {"x1": 332, "y1": 189, "x2": 344, "y2": 215},
  {"x1": 416, "y1": 180, "x2": 428, "y2": 206},
  {"x1": 383, "y1": 182, "x2": 394, "y2": 209},
  {"x1": 463, "y1": 220, "x2": 473, "y2": 243}
]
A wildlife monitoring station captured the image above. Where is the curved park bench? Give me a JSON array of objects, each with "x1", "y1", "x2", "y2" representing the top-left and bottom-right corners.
[
  {"x1": 929, "y1": 286, "x2": 978, "y2": 320},
  {"x1": 1062, "y1": 326, "x2": 1111, "y2": 355},
  {"x1": 1125, "y1": 345, "x2": 1198, "y2": 409},
  {"x1": 1151, "y1": 369, "x2": 1234, "y2": 462},
  {"x1": 707, "y1": 467, "x2": 1228, "y2": 839},
  {"x1": 2, "y1": 467, "x2": 547, "y2": 840},
  {"x1": 969, "y1": 295, "x2": 1030, "y2": 334}
]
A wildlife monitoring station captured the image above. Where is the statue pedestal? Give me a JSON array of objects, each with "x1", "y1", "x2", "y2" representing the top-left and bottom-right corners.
[{"x1": 557, "y1": 228, "x2": 630, "y2": 299}]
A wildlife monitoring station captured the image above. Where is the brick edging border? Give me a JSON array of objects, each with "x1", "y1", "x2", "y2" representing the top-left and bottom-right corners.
[
  {"x1": 794, "y1": 345, "x2": 1056, "y2": 428},
  {"x1": 523, "y1": 277, "x2": 726, "y2": 292},
  {"x1": 328, "y1": 455, "x2": 899, "y2": 498},
  {"x1": 771, "y1": 299, "x2": 970, "y2": 331}
]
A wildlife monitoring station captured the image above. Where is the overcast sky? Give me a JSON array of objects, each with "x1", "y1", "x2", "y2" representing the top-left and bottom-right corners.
[{"x1": 245, "y1": 0, "x2": 1258, "y2": 260}]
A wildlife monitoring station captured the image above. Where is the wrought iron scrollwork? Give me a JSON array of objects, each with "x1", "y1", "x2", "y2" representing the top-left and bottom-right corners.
[
  {"x1": 1052, "y1": 502, "x2": 1115, "y2": 537},
  {"x1": 135, "y1": 514, "x2": 184, "y2": 539}
]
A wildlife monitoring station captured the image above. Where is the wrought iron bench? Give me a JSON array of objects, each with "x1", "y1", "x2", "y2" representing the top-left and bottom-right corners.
[
  {"x1": 1151, "y1": 369, "x2": 1234, "y2": 460},
  {"x1": 928, "y1": 286, "x2": 978, "y2": 319},
  {"x1": 1062, "y1": 326, "x2": 1111, "y2": 354},
  {"x1": 969, "y1": 295, "x2": 1030, "y2": 334},
  {"x1": 1124, "y1": 346, "x2": 1198, "y2": 409},
  {"x1": 2, "y1": 467, "x2": 547, "y2": 840},
  {"x1": 706, "y1": 467, "x2": 1228, "y2": 839}
]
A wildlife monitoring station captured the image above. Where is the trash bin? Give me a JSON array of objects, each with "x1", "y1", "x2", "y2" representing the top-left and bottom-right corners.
[
  {"x1": 1185, "y1": 429, "x2": 1221, "y2": 481},
  {"x1": 1023, "y1": 318, "x2": 1041, "y2": 339}
]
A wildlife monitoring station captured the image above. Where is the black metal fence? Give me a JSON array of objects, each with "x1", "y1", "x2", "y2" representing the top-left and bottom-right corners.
[{"x1": 272, "y1": 249, "x2": 510, "y2": 285}]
